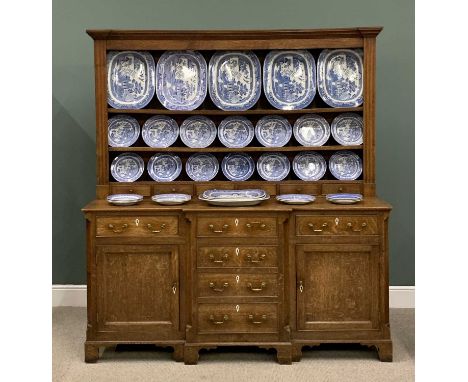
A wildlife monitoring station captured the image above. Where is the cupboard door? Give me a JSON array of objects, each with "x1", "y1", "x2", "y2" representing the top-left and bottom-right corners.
[
  {"x1": 296, "y1": 244, "x2": 380, "y2": 331},
  {"x1": 96, "y1": 245, "x2": 179, "y2": 334}
]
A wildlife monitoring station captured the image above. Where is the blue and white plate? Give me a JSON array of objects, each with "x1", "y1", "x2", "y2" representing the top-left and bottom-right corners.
[
  {"x1": 201, "y1": 189, "x2": 267, "y2": 200},
  {"x1": 152, "y1": 193, "x2": 191, "y2": 205},
  {"x1": 331, "y1": 113, "x2": 363, "y2": 146},
  {"x1": 276, "y1": 194, "x2": 315, "y2": 205},
  {"x1": 317, "y1": 49, "x2": 364, "y2": 108},
  {"x1": 147, "y1": 153, "x2": 182, "y2": 182},
  {"x1": 221, "y1": 153, "x2": 255, "y2": 181},
  {"x1": 257, "y1": 153, "x2": 290, "y2": 181},
  {"x1": 186, "y1": 153, "x2": 219, "y2": 181},
  {"x1": 180, "y1": 116, "x2": 217, "y2": 148},
  {"x1": 218, "y1": 116, "x2": 254, "y2": 148},
  {"x1": 326, "y1": 193, "x2": 363, "y2": 204},
  {"x1": 141, "y1": 116, "x2": 179, "y2": 148},
  {"x1": 108, "y1": 115, "x2": 140, "y2": 147},
  {"x1": 329, "y1": 151, "x2": 362, "y2": 180},
  {"x1": 255, "y1": 116, "x2": 292, "y2": 147},
  {"x1": 263, "y1": 50, "x2": 316, "y2": 110},
  {"x1": 209, "y1": 51, "x2": 261, "y2": 111},
  {"x1": 110, "y1": 153, "x2": 145, "y2": 182},
  {"x1": 293, "y1": 114, "x2": 330, "y2": 146},
  {"x1": 107, "y1": 193, "x2": 143, "y2": 206},
  {"x1": 107, "y1": 51, "x2": 155, "y2": 109},
  {"x1": 156, "y1": 51, "x2": 207, "y2": 110},
  {"x1": 292, "y1": 152, "x2": 327, "y2": 181}
]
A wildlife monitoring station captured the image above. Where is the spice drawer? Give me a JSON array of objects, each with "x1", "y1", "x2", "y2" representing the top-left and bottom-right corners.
[
  {"x1": 197, "y1": 217, "x2": 277, "y2": 237},
  {"x1": 109, "y1": 184, "x2": 152, "y2": 196},
  {"x1": 96, "y1": 216, "x2": 179, "y2": 237},
  {"x1": 296, "y1": 215, "x2": 379, "y2": 236},
  {"x1": 197, "y1": 246, "x2": 278, "y2": 268},
  {"x1": 197, "y1": 303, "x2": 278, "y2": 333}
]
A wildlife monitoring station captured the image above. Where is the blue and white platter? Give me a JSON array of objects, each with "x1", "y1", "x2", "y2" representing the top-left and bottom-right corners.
[
  {"x1": 107, "y1": 51, "x2": 155, "y2": 109},
  {"x1": 108, "y1": 115, "x2": 140, "y2": 147},
  {"x1": 329, "y1": 151, "x2": 362, "y2": 180},
  {"x1": 218, "y1": 116, "x2": 254, "y2": 148},
  {"x1": 201, "y1": 189, "x2": 267, "y2": 200},
  {"x1": 326, "y1": 193, "x2": 363, "y2": 204},
  {"x1": 293, "y1": 114, "x2": 330, "y2": 146},
  {"x1": 156, "y1": 51, "x2": 207, "y2": 110},
  {"x1": 147, "y1": 153, "x2": 182, "y2": 182},
  {"x1": 255, "y1": 116, "x2": 292, "y2": 147},
  {"x1": 221, "y1": 153, "x2": 255, "y2": 181},
  {"x1": 141, "y1": 115, "x2": 179, "y2": 148},
  {"x1": 107, "y1": 193, "x2": 143, "y2": 206},
  {"x1": 152, "y1": 193, "x2": 191, "y2": 205},
  {"x1": 263, "y1": 50, "x2": 316, "y2": 110},
  {"x1": 209, "y1": 51, "x2": 261, "y2": 111},
  {"x1": 331, "y1": 113, "x2": 363, "y2": 146},
  {"x1": 110, "y1": 153, "x2": 145, "y2": 182},
  {"x1": 180, "y1": 116, "x2": 217, "y2": 148},
  {"x1": 317, "y1": 49, "x2": 364, "y2": 108},
  {"x1": 292, "y1": 152, "x2": 327, "y2": 181},
  {"x1": 276, "y1": 194, "x2": 315, "y2": 205},
  {"x1": 257, "y1": 153, "x2": 290, "y2": 181},
  {"x1": 186, "y1": 153, "x2": 219, "y2": 181}
]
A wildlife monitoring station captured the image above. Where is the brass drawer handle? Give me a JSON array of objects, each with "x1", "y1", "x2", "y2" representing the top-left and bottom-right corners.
[
  {"x1": 107, "y1": 223, "x2": 128, "y2": 233},
  {"x1": 245, "y1": 253, "x2": 266, "y2": 263},
  {"x1": 245, "y1": 221, "x2": 267, "y2": 230},
  {"x1": 247, "y1": 281, "x2": 267, "y2": 292},
  {"x1": 209, "y1": 314, "x2": 229, "y2": 325},
  {"x1": 147, "y1": 223, "x2": 166, "y2": 233},
  {"x1": 308, "y1": 222, "x2": 328, "y2": 232},
  {"x1": 208, "y1": 224, "x2": 230, "y2": 233},
  {"x1": 347, "y1": 222, "x2": 367, "y2": 232},
  {"x1": 209, "y1": 253, "x2": 229, "y2": 263},
  {"x1": 248, "y1": 314, "x2": 267, "y2": 324},
  {"x1": 209, "y1": 282, "x2": 229, "y2": 292}
]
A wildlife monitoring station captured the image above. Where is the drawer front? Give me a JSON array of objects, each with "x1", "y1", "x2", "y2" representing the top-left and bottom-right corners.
[
  {"x1": 296, "y1": 215, "x2": 379, "y2": 236},
  {"x1": 198, "y1": 246, "x2": 278, "y2": 268},
  {"x1": 197, "y1": 217, "x2": 277, "y2": 237},
  {"x1": 279, "y1": 184, "x2": 320, "y2": 195},
  {"x1": 197, "y1": 303, "x2": 278, "y2": 333},
  {"x1": 96, "y1": 216, "x2": 179, "y2": 237},
  {"x1": 153, "y1": 183, "x2": 193, "y2": 195},
  {"x1": 197, "y1": 273, "x2": 278, "y2": 298},
  {"x1": 110, "y1": 184, "x2": 151, "y2": 196},
  {"x1": 321, "y1": 183, "x2": 362, "y2": 195}
]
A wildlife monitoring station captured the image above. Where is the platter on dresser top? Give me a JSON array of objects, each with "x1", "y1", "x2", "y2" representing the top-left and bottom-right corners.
[
  {"x1": 292, "y1": 152, "x2": 327, "y2": 181},
  {"x1": 263, "y1": 50, "x2": 316, "y2": 110},
  {"x1": 180, "y1": 116, "x2": 217, "y2": 148},
  {"x1": 328, "y1": 151, "x2": 362, "y2": 180},
  {"x1": 107, "y1": 51, "x2": 155, "y2": 109},
  {"x1": 208, "y1": 51, "x2": 261, "y2": 111},
  {"x1": 293, "y1": 114, "x2": 330, "y2": 147},
  {"x1": 255, "y1": 116, "x2": 292, "y2": 147},
  {"x1": 199, "y1": 188, "x2": 270, "y2": 206},
  {"x1": 221, "y1": 152, "x2": 255, "y2": 181},
  {"x1": 108, "y1": 115, "x2": 140, "y2": 147},
  {"x1": 186, "y1": 153, "x2": 219, "y2": 181},
  {"x1": 141, "y1": 115, "x2": 179, "y2": 148},
  {"x1": 218, "y1": 116, "x2": 254, "y2": 148},
  {"x1": 257, "y1": 153, "x2": 290, "y2": 181},
  {"x1": 276, "y1": 194, "x2": 316, "y2": 205},
  {"x1": 110, "y1": 153, "x2": 145, "y2": 182},
  {"x1": 326, "y1": 193, "x2": 363, "y2": 204},
  {"x1": 331, "y1": 113, "x2": 363, "y2": 146},
  {"x1": 106, "y1": 193, "x2": 143, "y2": 206},
  {"x1": 151, "y1": 193, "x2": 191, "y2": 205},
  {"x1": 156, "y1": 51, "x2": 207, "y2": 110},
  {"x1": 317, "y1": 49, "x2": 364, "y2": 108},
  {"x1": 147, "y1": 153, "x2": 182, "y2": 182}
]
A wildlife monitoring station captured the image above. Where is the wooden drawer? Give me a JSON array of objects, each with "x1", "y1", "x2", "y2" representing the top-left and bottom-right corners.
[
  {"x1": 279, "y1": 184, "x2": 320, "y2": 195},
  {"x1": 296, "y1": 215, "x2": 379, "y2": 236},
  {"x1": 321, "y1": 183, "x2": 362, "y2": 195},
  {"x1": 197, "y1": 303, "x2": 278, "y2": 333},
  {"x1": 197, "y1": 273, "x2": 278, "y2": 298},
  {"x1": 110, "y1": 184, "x2": 151, "y2": 196},
  {"x1": 198, "y1": 246, "x2": 278, "y2": 268},
  {"x1": 153, "y1": 183, "x2": 193, "y2": 195},
  {"x1": 197, "y1": 217, "x2": 277, "y2": 237},
  {"x1": 96, "y1": 216, "x2": 179, "y2": 237}
]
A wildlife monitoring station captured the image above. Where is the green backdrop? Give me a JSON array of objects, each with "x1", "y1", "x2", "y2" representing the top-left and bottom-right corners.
[{"x1": 52, "y1": 0, "x2": 414, "y2": 285}]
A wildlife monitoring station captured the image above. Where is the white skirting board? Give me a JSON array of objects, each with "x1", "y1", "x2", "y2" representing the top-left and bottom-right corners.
[{"x1": 52, "y1": 285, "x2": 415, "y2": 308}]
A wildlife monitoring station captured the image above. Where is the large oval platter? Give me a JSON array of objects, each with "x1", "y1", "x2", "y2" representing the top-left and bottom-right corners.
[
  {"x1": 218, "y1": 116, "x2": 254, "y2": 148},
  {"x1": 108, "y1": 115, "x2": 140, "y2": 147},
  {"x1": 263, "y1": 50, "x2": 316, "y2": 110},
  {"x1": 221, "y1": 153, "x2": 255, "y2": 181},
  {"x1": 317, "y1": 49, "x2": 364, "y2": 108},
  {"x1": 257, "y1": 153, "x2": 290, "y2": 181},
  {"x1": 293, "y1": 114, "x2": 330, "y2": 147},
  {"x1": 209, "y1": 51, "x2": 261, "y2": 111},
  {"x1": 186, "y1": 153, "x2": 219, "y2": 181},
  {"x1": 329, "y1": 151, "x2": 362, "y2": 180},
  {"x1": 110, "y1": 153, "x2": 145, "y2": 182},
  {"x1": 156, "y1": 51, "x2": 207, "y2": 110},
  {"x1": 180, "y1": 116, "x2": 217, "y2": 148},
  {"x1": 292, "y1": 152, "x2": 327, "y2": 181},
  {"x1": 330, "y1": 113, "x2": 363, "y2": 146},
  {"x1": 255, "y1": 116, "x2": 292, "y2": 147},
  {"x1": 141, "y1": 116, "x2": 179, "y2": 148},
  {"x1": 147, "y1": 153, "x2": 182, "y2": 182},
  {"x1": 107, "y1": 51, "x2": 155, "y2": 109}
]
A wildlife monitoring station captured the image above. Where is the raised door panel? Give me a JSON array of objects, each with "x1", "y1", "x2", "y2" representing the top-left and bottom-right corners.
[
  {"x1": 296, "y1": 244, "x2": 379, "y2": 331},
  {"x1": 96, "y1": 245, "x2": 179, "y2": 334}
]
